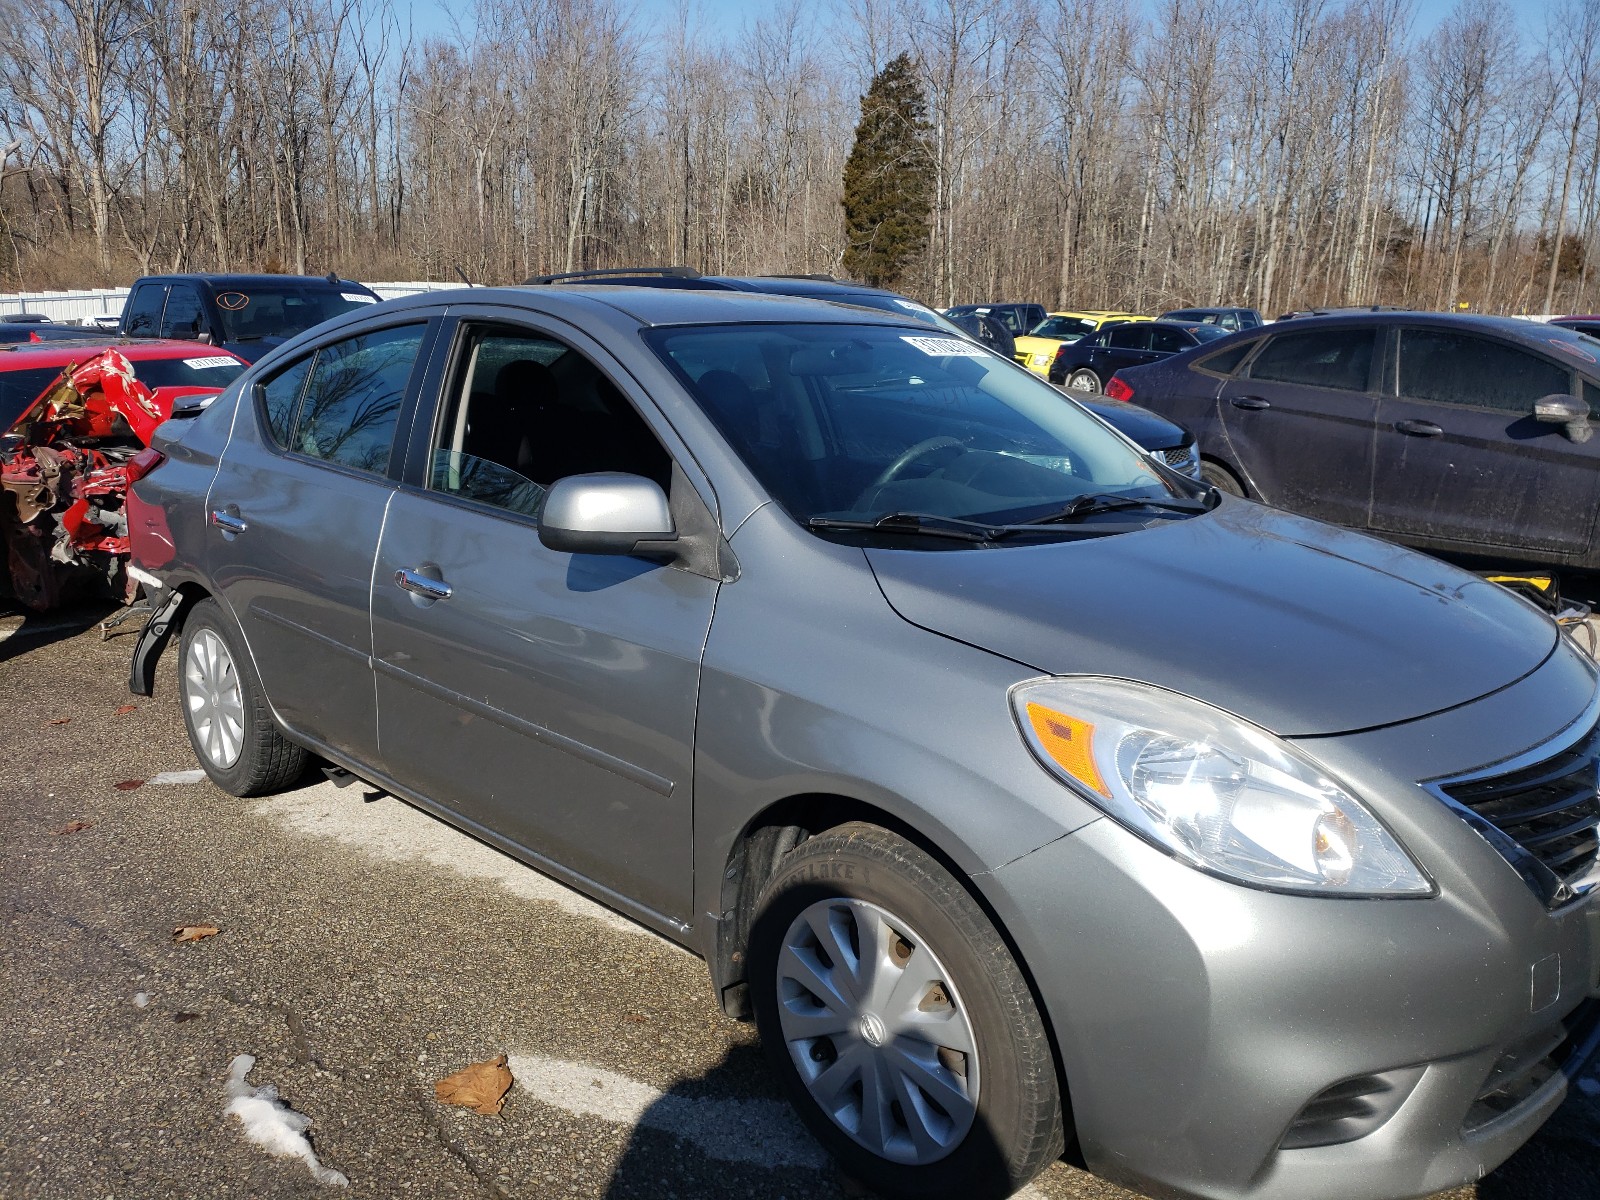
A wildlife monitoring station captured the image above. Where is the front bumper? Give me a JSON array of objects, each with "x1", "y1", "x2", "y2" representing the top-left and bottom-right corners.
[{"x1": 981, "y1": 649, "x2": 1600, "y2": 1200}]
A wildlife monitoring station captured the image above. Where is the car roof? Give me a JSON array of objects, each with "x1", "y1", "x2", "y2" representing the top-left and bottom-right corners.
[
  {"x1": 0, "y1": 338, "x2": 245, "y2": 370},
  {"x1": 134, "y1": 273, "x2": 372, "y2": 290},
  {"x1": 267, "y1": 285, "x2": 922, "y2": 356}
]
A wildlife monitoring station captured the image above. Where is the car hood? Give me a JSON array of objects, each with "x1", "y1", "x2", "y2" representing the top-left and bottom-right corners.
[
  {"x1": 865, "y1": 498, "x2": 1558, "y2": 737},
  {"x1": 1079, "y1": 399, "x2": 1186, "y2": 451}
]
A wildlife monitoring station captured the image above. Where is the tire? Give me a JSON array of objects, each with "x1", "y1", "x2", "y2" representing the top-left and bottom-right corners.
[
  {"x1": 178, "y1": 597, "x2": 307, "y2": 796},
  {"x1": 1199, "y1": 459, "x2": 1246, "y2": 497},
  {"x1": 1066, "y1": 369, "x2": 1101, "y2": 393},
  {"x1": 748, "y1": 822, "x2": 1064, "y2": 1200}
]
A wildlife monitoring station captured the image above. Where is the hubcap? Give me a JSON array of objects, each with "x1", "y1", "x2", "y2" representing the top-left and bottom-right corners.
[
  {"x1": 184, "y1": 628, "x2": 245, "y2": 769},
  {"x1": 775, "y1": 898, "x2": 979, "y2": 1165}
]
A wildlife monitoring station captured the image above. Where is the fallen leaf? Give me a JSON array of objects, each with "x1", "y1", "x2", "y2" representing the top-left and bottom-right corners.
[
  {"x1": 435, "y1": 1054, "x2": 513, "y2": 1115},
  {"x1": 51, "y1": 820, "x2": 94, "y2": 835},
  {"x1": 114, "y1": 704, "x2": 137, "y2": 716},
  {"x1": 113, "y1": 779, "x2": 144, "y2": 791},
  {"x1": 172, "y1": 925, "x2": 221, "y2": 944},
  {"x1": 173, "y1": 1011, "x2": 201, "y2": 1023},
  {"x1": 47, "y1": 716, "x2": 70, "y2": 726},
  {"x1": 622, "y1": 1014, "x2": 647, "y2": 1024}
]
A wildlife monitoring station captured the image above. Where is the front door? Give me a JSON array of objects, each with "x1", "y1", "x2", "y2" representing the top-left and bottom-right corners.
[
  {"x1": 370, "y1": 315, "x2": 719, "y2": 925},
  {"x1": 1370, "y1": 327, "x2": 1600, "y2": 559},
  {"x1": 1215, "y1": 324, "x2": 1380, "y2": 526}
]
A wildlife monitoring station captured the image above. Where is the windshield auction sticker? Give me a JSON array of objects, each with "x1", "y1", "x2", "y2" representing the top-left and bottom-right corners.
[
  {"x1": 184, "y1": 356, "x2": 238, "y2": 369},
  {"x1": 901, "y1": 336, "x2": 989, "y2": 358},
  {"x1": 342, "y1": 293, "x2": 377, "y2": 303}
]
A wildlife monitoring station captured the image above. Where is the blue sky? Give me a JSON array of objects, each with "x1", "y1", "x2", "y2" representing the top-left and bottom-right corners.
[{"x1": 404, "y1": 0, "x2": 1532, "y2": 51}]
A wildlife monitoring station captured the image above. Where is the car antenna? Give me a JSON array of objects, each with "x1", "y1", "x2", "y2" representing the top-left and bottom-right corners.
[{"x1": 454, "y1": 265, "x2": 477, "y2": 288}]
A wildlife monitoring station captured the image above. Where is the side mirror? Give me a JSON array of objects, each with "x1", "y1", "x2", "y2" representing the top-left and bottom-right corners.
[
  {"x1": 195, "y1": 329, "x2": 215, "y2": 345},
  {"x1": 537, "y1": 472, "x2": 679, "y2": 557},
  {"x1": 1534, "y1": 393, "x2": 1592, "y2": 443}
]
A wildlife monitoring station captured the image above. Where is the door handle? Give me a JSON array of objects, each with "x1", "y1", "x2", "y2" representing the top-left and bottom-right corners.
[
  {"x1": 394, "y1": 568, "x2": 452, "y2": 601},
  {"x1": 1230, "y1": 396, "x2": 1271, "y2": 410},
  {"x1": 1395, "y1": 420, "x2": 1443, "y2": 437},
  {"x1": 209, "y1": 508, "x2": 247, "y2": 535}
]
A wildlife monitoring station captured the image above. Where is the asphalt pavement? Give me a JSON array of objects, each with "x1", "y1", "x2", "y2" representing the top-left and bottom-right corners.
[{"x1": 2, "y1": 601, "x2": 1597, "y2": 1200}]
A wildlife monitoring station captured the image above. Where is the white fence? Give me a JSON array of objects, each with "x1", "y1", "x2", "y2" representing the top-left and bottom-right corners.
[{"x1": 0, "y1": 280, "x2": 461, "y2": 325}]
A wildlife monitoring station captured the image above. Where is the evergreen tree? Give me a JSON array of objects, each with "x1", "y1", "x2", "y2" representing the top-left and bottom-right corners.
[{"x1": 840, "y1": 53, "x2": 933, "y2": 290}]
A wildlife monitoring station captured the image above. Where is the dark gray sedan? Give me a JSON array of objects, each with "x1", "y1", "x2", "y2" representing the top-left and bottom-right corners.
[{"x1": 125, "y1": 288, "x2": 1599, "y2": 1200}]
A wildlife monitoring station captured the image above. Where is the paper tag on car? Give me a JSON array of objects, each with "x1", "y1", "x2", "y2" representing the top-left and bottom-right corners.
[
  {"x1": 342, "y1": 292, "x2": 377, "y2": 303},
  {"x1": 901, "y1": 336, "x2": 988, "y2": 358},
  {"x1": 183, "y1": 356, "x2": 236, "y2": 369}
]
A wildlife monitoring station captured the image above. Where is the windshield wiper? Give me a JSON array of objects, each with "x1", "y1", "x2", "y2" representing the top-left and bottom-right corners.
[
  {"x1": 1019, "y1": 492, "x2": 1212, "y2": 525},
  {"x1": 808, "y1": 512, "x2": 1012, "y2": 542}
]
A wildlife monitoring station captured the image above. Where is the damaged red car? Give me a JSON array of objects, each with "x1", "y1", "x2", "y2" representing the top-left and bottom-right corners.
[{"x1": 0, "y1": 340, "x2": 246, "y2": 610}]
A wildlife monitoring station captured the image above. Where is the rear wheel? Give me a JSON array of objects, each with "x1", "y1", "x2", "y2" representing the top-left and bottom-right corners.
[
  {"x1": 748, "y1": 822, "x2": 1064, "y2": 1200},
  {"x1": 179, "y1": 598, "x2": 307, "y2": 796},
  {"x1": 1199, "y1": 459, "x2": 1246, "y2": 497},
  {"x1": 1066, "y1": 369, "x2": 1101, "y2": 393}
]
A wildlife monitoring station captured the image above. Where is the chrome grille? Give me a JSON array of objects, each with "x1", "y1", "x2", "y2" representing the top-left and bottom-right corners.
[{"x1": 1435, "y1": 725, "x2": 1600, "y2": 907}]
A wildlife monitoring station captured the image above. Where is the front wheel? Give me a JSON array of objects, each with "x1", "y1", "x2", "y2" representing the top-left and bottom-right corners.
[
  {"x1": 748, "y1": 823, "x2": 1064, "y2": 1200},
  {"x1": 178, "y1": 598, "x2": 307, "y2": 796},
  {"x1": 1199, "y1": 459, "x2": 1246, "y2": 497},
  {"x1": 1065, "y1": 369, "x2": 1101, "y2": 393}
]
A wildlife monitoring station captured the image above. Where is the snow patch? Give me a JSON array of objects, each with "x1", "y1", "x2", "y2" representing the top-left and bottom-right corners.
[
  {"x1": 250, "y1": 781, "x2": 647, "y2": 936},
  {"x1": 224, "y1": 1054, "x2": 347, "y2": 1186}
]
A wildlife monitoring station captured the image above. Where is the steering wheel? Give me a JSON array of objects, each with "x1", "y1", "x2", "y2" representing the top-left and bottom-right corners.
[{"x1": 870, "y1": 436, "x2": 965, "y2": 488}]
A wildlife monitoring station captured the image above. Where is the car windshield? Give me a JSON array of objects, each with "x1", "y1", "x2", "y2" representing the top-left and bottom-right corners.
[
  {"x1": 210, "y1": 285, "x2": 376, "y2": 342},
  {"x1": 1187, "y1": 325, "x2": 1232, "y2": 343},
  {"x1": 131, "y1": 354, "x2": 247, "y2": 390},
  {"x1": 1029, "y1": 316, "x2": 1095, "y2": 339},
  {"x1": 647, "y1": 322, "x2": 1198, "y2": 533}
]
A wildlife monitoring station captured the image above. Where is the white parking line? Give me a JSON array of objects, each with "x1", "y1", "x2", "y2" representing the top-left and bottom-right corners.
[
  {"x1": 509, "y1": 1053, "x2": 1051, "y2": 1196},
  {"x1": 509, "y1": 1053, "x2": 827, "y2": 1168},
  {"x1": 250, "y1": 782, "x2": 648, "y2": 935}
]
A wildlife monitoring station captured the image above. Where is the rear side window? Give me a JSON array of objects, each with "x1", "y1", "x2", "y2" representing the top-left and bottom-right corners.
[
  {"x1": 1250, "y1": 328, "x2": 1374, "y2": 391},
  {"x1": 294, "y1": 325, "x2": 423, "y2": 472},
  {"x1": 1398, "y1": 329, "x2": 1571, "y2": 414},
  {"x1": 1195, "y1": 340, "x2": 1256, "y2": 376},
  {"x1": 260, "y1": 357, "x2": 312, "y2": 447},
  {"x1": 123, "y1": 284, "x2": 166, "y2": 336},
  {"x1": 0, "y1": 365, "x2": 65, "y2": 426},
  {"x1": 1108, "y1": 325, "x2": 1152, "y2": 350}
]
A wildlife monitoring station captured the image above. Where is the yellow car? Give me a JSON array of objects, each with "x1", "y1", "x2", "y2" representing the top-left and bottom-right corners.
[{"x1": 1013, "y1": 311, "x2": 1152, "y2": 376}]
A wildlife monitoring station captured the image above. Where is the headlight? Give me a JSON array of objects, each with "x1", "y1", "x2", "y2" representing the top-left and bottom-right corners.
[{"x1": 1012, "y1": 677, "x2": 1432, "y2": 896}]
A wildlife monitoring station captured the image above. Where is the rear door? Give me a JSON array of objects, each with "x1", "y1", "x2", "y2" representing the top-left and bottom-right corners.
[
  {"x1": 205, "y1": 317, "x2": 435, "y2": 764},
  {"x1": 370, "y1": 309, "x2": 720, "y2": 926},
  {"x1": 1369, "y1": 326, "x2": 1600, "y2": 559},
  {"x1": 1214, "y1": 324, "x2": 1379, "y2": 526}
]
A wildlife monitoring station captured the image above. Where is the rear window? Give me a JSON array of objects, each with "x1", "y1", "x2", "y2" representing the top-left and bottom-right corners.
[
  {"x1": 0, "y1": 365, "x2": 65, "y2": 427},
  {"x1": 129, "y1": 355, "x2": 246, "y2": 390},
  {"x1": 1195, "y1": 340, "x2": 1257, "y2": 376},
  {"x1": 211, "y1": 284, "x2": 378, "y2": 343}
]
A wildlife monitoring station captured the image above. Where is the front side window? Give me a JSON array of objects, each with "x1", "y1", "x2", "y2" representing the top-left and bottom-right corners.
[
  {"x1": 427, "y1": 324, "x2": 670, "y2": 518},
  {"x1": 1108, "y1": 325, "x2": 1152, "y2": 351},
  {"x1": 123, "y1": 285, "x2": 166, "y2": 336},
  {"x1": 159, "y1": 285, "x2": 206, "y2": 339},
  {"x1": 647, "y1": 323, "x2": 1190, "y2": 530},
  {"x1": 1398, "y1": 329, "x2": 1571, "y2": 414},
  {"x1": 1150, "y1": 326, "x2": 1193, "y2": 353},
  {"x1": 1249, "y1": 327, "x2": 1375, "y2": 391},
  {"x1": 265, "y1": 324, "x2": 422, "y2": 472}
]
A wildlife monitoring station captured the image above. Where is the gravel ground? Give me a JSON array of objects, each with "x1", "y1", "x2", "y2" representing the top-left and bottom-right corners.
[{"x1": 1, "y1": 601, "x2": 1596, "y2": 1200}]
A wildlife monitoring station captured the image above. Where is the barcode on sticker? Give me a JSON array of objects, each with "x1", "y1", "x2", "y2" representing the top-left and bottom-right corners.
[
  {"x1": 901, "y1": 336, "x2": 989, "y2": 358},
  {"x1": 183, "y1": 356, "x2": 236, "y2": 369},
  {"x1": 342, "y1": 292, "x2": 377, "y2": 303}
]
